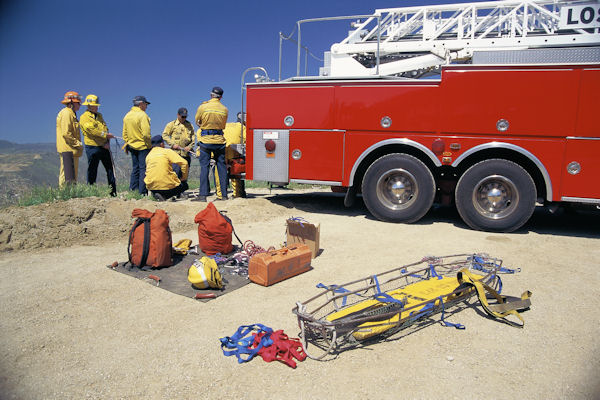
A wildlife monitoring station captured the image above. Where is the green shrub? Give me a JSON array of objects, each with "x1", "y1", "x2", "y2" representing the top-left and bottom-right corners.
[
  {"x1": 11, "y1": 180, "x2": 325, "y2": 208},
  {"x1": 17, "y1": 184, "x2": 151, "y2": 206},
  {"x1": 18, "y1": 184, "x2": 110, "y2": 206}
]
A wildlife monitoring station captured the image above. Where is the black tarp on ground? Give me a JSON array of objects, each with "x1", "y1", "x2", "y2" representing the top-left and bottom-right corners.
[{"x1": 108, "y1": 253, "x2": 250, "y2": 302}]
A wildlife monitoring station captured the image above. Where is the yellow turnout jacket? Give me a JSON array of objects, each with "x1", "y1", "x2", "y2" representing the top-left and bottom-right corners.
[
  {"x1": 162, "y1": 119, "x2": 195, "y2": 157},
  {"x1": 123, "y1": 106, "x2": 151, "y2": 150},
  {"x1": 195, "y1": 98, "x2": 228, "y2": 144},
  {"x1": 223, "y1": 122, "x2": 246, "y2": 159},
  {"x1": 144, "y1": 147, "x2": 189, "y2": 190},
  {"x1": 80, "y1": 110, "x2": 109, "y2": 146},
  {"x1": 56, "y1": 107, "x2": 83, "y2": 156}
]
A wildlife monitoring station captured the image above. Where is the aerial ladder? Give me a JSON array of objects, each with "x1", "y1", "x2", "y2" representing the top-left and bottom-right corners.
[{"x1": 291, "y1": 0, "x2": 600, "y2": 78}]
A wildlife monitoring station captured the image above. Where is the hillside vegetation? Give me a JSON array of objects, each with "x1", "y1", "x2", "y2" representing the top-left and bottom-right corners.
[{"x1": 0, "y1": 140, "x2": 205, "y2": 207}]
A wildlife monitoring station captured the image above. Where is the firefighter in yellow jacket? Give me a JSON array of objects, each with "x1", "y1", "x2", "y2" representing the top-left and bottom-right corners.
[
  {"x1": 144, "y1": 135, "x2": 189, "y2": 201},
  {"x1": 56, "y1": 91, "x2": 83, "y2": 187},
  {"x1": 215, "y1": 112, "x2": 246, "y2": 198},
  {"x1": 80, "y1": 94, "x2": 117, "y2": 196},
  {"x1": 162, "y1": 107, "x2": 194, "y2": 191},
  {"x1": 123, "y1": 95, "x2": 151, "y2": 195},
  {"x1": 192, "y1": 86, "x2": 228, "y2": 202}
]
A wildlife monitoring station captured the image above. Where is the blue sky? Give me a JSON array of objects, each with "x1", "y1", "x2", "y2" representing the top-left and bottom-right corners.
[{"x1": 0, "y1": 0, "x2": 476, "y2": 144}]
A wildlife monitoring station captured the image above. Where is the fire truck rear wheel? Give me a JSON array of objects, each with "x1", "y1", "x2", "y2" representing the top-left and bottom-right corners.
[
  {"x1": 455, "y1": 159, "x2": 536, "y2": 232},
  {"x1": 362, "y1": 153, "x2": 435, "y2": 223}
]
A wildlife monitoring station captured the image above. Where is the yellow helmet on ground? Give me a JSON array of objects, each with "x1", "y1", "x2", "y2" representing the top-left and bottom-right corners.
[
  {"x1": 188, "y1": 256, "x2": 223, "y2": 289},
  {"x1": 82, "y1": 94, "x2": 100, "y2": 106}
]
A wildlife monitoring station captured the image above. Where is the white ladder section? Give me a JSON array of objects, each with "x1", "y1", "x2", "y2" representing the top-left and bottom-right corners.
[{"x1": 324, "y1": 0, "x2": 600, "y2": 77}]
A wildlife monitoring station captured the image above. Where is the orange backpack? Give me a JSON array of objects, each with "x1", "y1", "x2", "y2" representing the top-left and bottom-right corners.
[
  {"x1": 194, "y1": 203, "x2": 233, "y2": 255},
  {"x1": 128, "y1": 208, "x2": 173, "y2": 268}
]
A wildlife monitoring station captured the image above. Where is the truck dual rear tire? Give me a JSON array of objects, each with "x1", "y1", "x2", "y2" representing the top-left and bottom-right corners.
[
  {"x1": 455, "y1": 159, "x2": 536, "y2": 232},
  {"x1": 362, "y1": 154, "x2": 435, "y2": 223}
]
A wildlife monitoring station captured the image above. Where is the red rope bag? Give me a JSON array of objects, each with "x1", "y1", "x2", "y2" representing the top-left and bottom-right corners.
[{"x1": 194, "y1": 203, "x2": 233, "y2": 255}]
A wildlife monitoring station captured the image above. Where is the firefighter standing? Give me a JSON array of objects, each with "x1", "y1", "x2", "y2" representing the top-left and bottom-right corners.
[
  {"x1": 144, "y1": 135, "x2": 189, "y2": 201},
  {"x1": 162, "y1": 107, "x2": 194, "y2": 192},
  {"x1": 56, "y1": 91, "x2": 84, "y2": 188},
  {"x1": 193, "y1": 87, "x2": 228, "y2": 202},
  {"x1": 123, "y1": 95, "x2": 151, "y2": 195},
  {"x1": 215, "y1": 112, "x2": 246, "y2": 198},
  {"x1": 80, "y1": 94, "x2": 117, "y2": 196}
]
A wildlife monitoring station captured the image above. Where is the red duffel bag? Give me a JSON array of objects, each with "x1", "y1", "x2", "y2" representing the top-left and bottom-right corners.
[
  {"x1": 194, "y1": 203, "x2": 233, "y2": 255},
  {"x1": 228, "y1": 157, "x2": 245, "y2": 176},
  {"x1": 128, "y1": 208, "x2": 173, "y2": 268}
]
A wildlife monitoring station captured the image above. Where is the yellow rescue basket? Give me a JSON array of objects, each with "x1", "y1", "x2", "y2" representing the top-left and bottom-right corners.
[{"x1": 293, "y1": 253, "x2": 531, "y2": 360}]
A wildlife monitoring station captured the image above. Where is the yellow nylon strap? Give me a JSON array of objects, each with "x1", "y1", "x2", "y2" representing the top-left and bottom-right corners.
[
  {"x1": 173, "y1": 238, "x2": 192, "y2": 255},
  {"x1": 457, "y1": 268, "x2": 528, "y2": 328},
  {"x1": 487, "y1": 291, "x2": 532, "y2": 314}
]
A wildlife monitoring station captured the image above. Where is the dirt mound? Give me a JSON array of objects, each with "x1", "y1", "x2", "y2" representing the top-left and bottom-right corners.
[{"x1": 0, "y1": 190, "x2": 309, "y2": 252}]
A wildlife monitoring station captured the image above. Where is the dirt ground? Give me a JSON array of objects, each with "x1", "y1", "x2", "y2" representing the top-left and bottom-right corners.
[{"x1": 0, "y1": 188, "x2": 599, "y2": 399}]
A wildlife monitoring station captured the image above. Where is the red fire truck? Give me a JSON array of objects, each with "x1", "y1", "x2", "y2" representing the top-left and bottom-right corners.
[{"x1": 242, "y1": 1, "x2": 600, "y2": 232}]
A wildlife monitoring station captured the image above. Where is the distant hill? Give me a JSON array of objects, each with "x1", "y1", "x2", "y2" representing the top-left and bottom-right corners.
[
  {"x1": 0, "y1": 140, "x2": 129, "y2": 207},
  {"x1": 0, "y1": 140, "x2": 201, "y2": 207},
  {"x1": 0, "y1": 140, "x2": 56, "y2": 154}
]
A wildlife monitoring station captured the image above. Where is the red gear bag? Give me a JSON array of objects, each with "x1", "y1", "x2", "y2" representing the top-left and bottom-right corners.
[
  {"x1": 128, "y1": 208, "x2": 173, "y2": 268},
  {"x1": 194, "y1": 202, "x2": 233, "y2": 255}
]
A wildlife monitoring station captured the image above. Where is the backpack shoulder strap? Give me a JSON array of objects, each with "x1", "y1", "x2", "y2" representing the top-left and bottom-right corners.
[
  {"x1": 220, "y1": 211, "x2": 243, "y2": 246},
  {"x1": 128, "y1": 218, "x2": 151, "y2": 268}
]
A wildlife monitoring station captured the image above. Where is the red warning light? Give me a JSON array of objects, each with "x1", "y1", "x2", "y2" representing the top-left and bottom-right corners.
[
  {"x1": 432, "y1": 138, "x2": 445, "y2": 155},
  {"x1": 265, "y1": 139, "x2": 276, "y2": 152}
]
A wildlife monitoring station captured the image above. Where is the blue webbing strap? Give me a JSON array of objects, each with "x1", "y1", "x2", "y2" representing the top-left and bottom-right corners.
[
  {"x1": 374, "y1": 292, "x2": 406, "y2": 305},
  {"x1": 371, "y1": 275, "x2": 405, "y2": 305},
  {"x1": 472, "y1": 256, "x2": 507, "y2": 294},
  {"x1": 372, "y1": 275, "x2": 382, "y2": 294},
  {"x1": 316, "y1": 283, "x2": 351, "y2": 306},
  {"x1": 208, "y1": 253, "x2": 228, "y2": 264},
  {"x1": 473, "y1": 255, "x2": 519, "y2": 274},
  {"x1": 408, "y1": 302, "x2": 435, "y2": 323},
  {"x1": 289, "y1": 216, "x2": 309, "y2": 227},
  {"x1": 494, "y1": 276, "x2": 503, "y2": 294},
  {"x1": 429, "y1": 265, "x2": 442, "y2": 280},
  {"x1": 219, "y1": 324, "x2": 274, "y2": 363},
  {"x1": 438, "y1": 296, "x2": 465, "y2": 329},
  {"x1": 401, "y1": 268, "x2": 424, "y2": 280},
  {"x1": 408, "y1": 297, "x2": 465, "y2": 328}
]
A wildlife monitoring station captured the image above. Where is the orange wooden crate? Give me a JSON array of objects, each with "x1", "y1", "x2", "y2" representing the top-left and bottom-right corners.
[{"x1": 248, "y1": 244, "x2": 312, "y2": 286}]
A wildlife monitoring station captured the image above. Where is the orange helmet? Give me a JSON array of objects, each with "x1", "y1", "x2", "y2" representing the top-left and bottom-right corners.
[{"x1": 61, "y1": 91, "x2": 82, "y2": 104}]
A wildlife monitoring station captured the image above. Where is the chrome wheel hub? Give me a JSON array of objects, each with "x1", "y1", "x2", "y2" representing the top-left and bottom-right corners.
[
  {"x1": 376, "y1": 168, "x2": 418, "y2": 210},
  {"x1": 472, "y1": 175, "x2": 519, "y2": 219}
]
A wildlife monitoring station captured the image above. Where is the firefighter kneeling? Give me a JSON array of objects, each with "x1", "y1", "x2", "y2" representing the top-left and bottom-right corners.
[
  {"x1": 144, "y1": 135, "x2": 189, "y2": 201},
  {"x1": 215, "y1": 112, "x2": 246, "y2": 199}
]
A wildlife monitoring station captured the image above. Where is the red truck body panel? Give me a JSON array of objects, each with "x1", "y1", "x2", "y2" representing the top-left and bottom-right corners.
[{"x1": 246, "y1": 64, "x2": 600, "y2": 202}]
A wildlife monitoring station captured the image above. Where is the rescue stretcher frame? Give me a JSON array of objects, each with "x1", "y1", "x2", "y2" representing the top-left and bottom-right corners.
[{"x1": 293, "y1": 253, "x2": 503, "y2": 360}]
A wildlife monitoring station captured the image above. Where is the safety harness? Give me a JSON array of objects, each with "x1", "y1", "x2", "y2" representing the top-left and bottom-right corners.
[
  {"x1": 220, "y1": 324, "x2": 307, "y2": 368},
  {"x1": 252, "y1": 330, "x2": 307, "y2": 368},
  {"x1": 219, "y1": 324, "x2": 273, "y2": 364}
]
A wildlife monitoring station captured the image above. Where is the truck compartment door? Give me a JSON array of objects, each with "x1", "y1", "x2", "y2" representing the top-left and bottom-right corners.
[
  {"x1": 252, "y1": 129, "x2": 289, "y2": 183},
  {"x1": 289, "y1": 130, "x2": 344, "y2": 183},
  {"x1": 561, "y1": 138, "x2": 600, "y2": 200}
]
